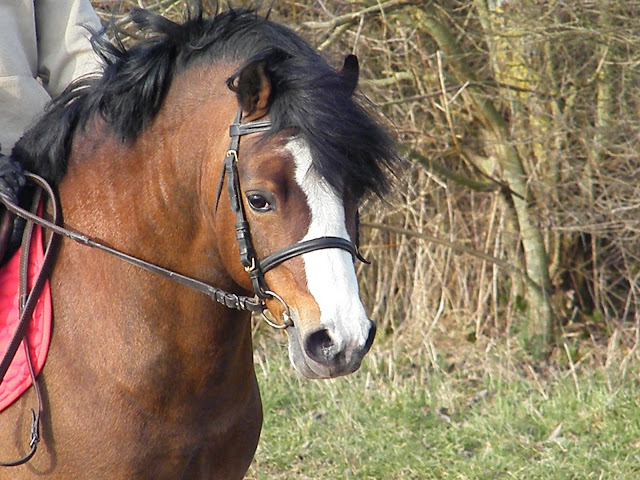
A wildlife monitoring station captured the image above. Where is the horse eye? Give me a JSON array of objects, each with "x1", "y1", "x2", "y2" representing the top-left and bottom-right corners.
[{"x1": 247, "y1": 193, "x2": 272, "y2": 212}]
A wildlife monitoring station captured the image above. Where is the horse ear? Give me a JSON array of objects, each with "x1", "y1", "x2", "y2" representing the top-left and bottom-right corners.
[
  {"x1": 339, "y1": 54, "x2": 359, "y2": 96},
  {"x1": 227, "y1": 58, "x2": 273, "y2": 121}
]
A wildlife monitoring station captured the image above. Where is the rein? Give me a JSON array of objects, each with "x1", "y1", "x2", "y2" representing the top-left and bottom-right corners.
[
  {"x1": 0, "y1": 178, "x2": 265, "y2": 313},
  {"x1": 0, "y1": 182, "x2": 58, "y2": 467}
]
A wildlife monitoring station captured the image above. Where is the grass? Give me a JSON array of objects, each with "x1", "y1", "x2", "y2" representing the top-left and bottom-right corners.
[{"x1": 246, "y1": 331, "x2": 640, "y2": 479}]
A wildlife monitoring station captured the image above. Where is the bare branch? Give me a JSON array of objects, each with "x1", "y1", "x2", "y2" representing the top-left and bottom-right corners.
[
  {"x1": 302, "y1": 0, "x2": 417, "y2": 30},
  {"x1": 360, "y1": 221, "x2": 550, "y2": 299}
]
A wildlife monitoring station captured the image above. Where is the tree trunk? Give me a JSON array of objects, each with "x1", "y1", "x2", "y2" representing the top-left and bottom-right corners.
[{"x1": 417, "y1": 3, "x2": 554, "y2": 354}]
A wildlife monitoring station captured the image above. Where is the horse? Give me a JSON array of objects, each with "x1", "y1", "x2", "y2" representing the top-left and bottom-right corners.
[{"x1": 0, "y1": 4, "x2": 395, "y2": 478}]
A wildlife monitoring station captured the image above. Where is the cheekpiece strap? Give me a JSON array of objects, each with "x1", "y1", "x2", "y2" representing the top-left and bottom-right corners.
[{"x1": 226, "y1": 110, "x2": 272, "y2": 299}]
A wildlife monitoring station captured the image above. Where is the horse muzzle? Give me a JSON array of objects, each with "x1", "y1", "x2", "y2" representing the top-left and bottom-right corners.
[{"x1": 285, "y1": 316, "x2": 376, "y2": 379}]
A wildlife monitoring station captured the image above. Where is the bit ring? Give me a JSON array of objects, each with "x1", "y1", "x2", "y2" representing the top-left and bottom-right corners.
[{"x1": 261, "y1": 290, "x2": 293, "y2": 329}]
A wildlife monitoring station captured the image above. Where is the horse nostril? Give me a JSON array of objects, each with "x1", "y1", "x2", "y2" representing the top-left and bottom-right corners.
[
  {"x1": 303, "y1": 328, "x2": 336, "y2": 364},
  {"x1": 363, "y1": 321, "x2": 376, "y2": 354}
]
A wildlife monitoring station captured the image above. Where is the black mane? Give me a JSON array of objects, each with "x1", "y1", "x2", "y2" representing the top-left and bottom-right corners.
[{"x1": 13, "y1": 2, "x2": 396, "y2": 198}]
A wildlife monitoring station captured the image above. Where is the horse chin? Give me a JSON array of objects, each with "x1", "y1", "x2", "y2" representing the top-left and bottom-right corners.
[{"x1": 285, "y1": 325, "x2": 362, "y2": 380}]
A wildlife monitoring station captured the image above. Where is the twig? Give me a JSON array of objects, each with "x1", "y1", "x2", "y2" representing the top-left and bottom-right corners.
[
  {"x1": 404, "y1": 148, "x2": 498, "y2": 193},
  {"x1": 318, "y1": 23, "x2": 351, "y2": 51},
  {"x1": 352, "y1": 13, "x2": 365, "y2": 54},
  {"x1": 360, "y1": 221, "x2": 549, "y2": 298},
  {"x1": 436, "y1": 50, "x2": 460, "y2": 154},
  {"x1": 377, "y1": 85, "x2": 470, "y2": 106},
  {"x1": 360, "y1": 71, "x2": 414, "y2": 87},
  {"x1": 303, "y1": 0, "x2": 416, "y2": 30},
  {"x1": 563, "y1": 342, "x2": 582, "y2": 397}
]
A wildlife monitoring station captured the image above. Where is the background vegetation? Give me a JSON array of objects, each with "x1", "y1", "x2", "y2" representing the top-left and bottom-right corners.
[{"x1": 93, "y1": 1, "x2": 640, "y2": 478}]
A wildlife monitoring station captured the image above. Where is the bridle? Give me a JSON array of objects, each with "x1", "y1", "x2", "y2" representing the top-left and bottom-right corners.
[
  {"x1": 219, "y1": 109, "x2": 368, "y2": 326},
  {"x1": 0, "y1": 107, "x2": 368, "y2": 466}
]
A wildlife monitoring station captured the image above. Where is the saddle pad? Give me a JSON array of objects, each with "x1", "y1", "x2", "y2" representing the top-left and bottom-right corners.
[{"x1": 0, "y1": 221, "x2": 51, "y2": 412}]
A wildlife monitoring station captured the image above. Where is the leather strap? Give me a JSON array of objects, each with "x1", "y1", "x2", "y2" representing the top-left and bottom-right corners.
[
  {"x1": 229, "y1": 120, "x2": 271, "y2": 137},
  {"x1": 0, "y1": 181, "x2": 57, "y2": 467},
  {"x1": 260, "y1": 236, "x2": 355, "y2": 273},
  {"x1": 225, "y1": 111, "x2": 270, "y2": 298},
  {"x1": 0, "y1": 210, "x2": 11, "y2": 263}
]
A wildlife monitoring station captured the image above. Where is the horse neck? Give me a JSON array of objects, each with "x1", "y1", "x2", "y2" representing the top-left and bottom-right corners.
[{"x1": 59, "y1": 122, "x2": 209, "y2": 275}]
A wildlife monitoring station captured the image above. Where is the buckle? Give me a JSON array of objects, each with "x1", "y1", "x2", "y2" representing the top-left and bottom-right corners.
[
  {"x1": 226, "y1": 149, "x2": 238, "y2": 162},
  {"x1": 244, "y1": 257, "x2": 256, "y2": 273}
]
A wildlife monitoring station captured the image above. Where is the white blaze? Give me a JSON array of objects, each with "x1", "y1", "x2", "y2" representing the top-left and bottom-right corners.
[{"x1": 286, "y1": 138, "x2": 371, "y2": 351}]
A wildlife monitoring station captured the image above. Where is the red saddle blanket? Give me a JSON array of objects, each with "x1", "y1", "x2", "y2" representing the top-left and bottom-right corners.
[{"x1": 0, "y1": 223, "x2": 51, "y2": 412}]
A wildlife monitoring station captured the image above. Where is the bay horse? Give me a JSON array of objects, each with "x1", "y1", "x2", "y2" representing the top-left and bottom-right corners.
[{"x1": 0, "y1": 3, "x2": 394, "y2": 479}]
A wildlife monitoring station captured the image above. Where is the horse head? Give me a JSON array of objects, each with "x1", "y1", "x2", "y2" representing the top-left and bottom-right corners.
[
  {"x1": 203, "y1": 52, "x2": 373, "y2": 378},
  {"x1": 208, "y1": 46, "x2": 391, "y2": 378}
]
